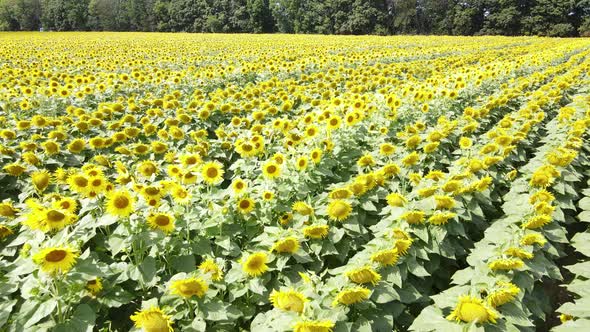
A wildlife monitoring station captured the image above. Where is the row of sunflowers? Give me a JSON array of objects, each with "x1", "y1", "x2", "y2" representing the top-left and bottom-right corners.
[{"x1": 1, "y1": 33, "x2": 590, "y2": 331}]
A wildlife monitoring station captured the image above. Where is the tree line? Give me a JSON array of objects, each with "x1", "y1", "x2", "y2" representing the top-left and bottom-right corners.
[{"x1": 1, "y1": 0, "x2": 589, "y2": 37}]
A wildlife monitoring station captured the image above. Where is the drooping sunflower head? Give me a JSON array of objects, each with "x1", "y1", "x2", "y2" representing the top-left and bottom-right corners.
[
  {"x1": 272, "y1": 237, "x2": 300, "y2": 254},
  {"x1": 130, "y1": 306, "x2": 173, "y2": 332},
  {"x1": 0, "y1": 201, "x2": 19, "y2": 218},
  {"x1": 292, "y1": 201, "x2": 314, "y2": 216},
  {"x1": 33, "y1": 246, "x2": 79, "y2": 275},
  {"x1": 303, "y1": 224, "x2": 329, "y2": 239},
  {"x1": 332, "y1": 286, "x2": 371, "y2": 306},
  {"x1": 270, "y1": 289, "x2": 308, "y2": 314},
  {"x1": 345, "y1": 266, "x2": 381, "y2": 285},
  {"x1": 170, "y1": 277, "x2": 209, "y2": 299},
  {"x1": 486, "y1": 281, "x2": 520, "y2": 307},
  {"x1": 488, "y1": 258, "x2": 524, "y2": 271},
  {"x1": 447, "y1": 295, "x2": 498, "y2": 324},
  {"x1": 293, "y1": 320, "x2": 335, "y2": 332},
  {"x1": 370, "y1": 248, "x2": 399, "y2": 266},
  {"x1": 400, "y1": 210, "x2": 425, "y2": 225}
]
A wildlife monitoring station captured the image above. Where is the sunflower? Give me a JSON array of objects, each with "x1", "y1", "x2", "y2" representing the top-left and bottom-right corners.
[
  {"x1": 488, "y1": 258, "x2": 524, "y2": 271},
  {"x1": 428, "y1": 212, "x2": 456, "y2": 225},
  {"x1": 529, "y1": 189, "x2": 555, "y2": 204},
  {"x1": 0, "y1": 224, "x2": 14, "y2": 240},
  {"x1": 130, "y1": 307, "x2": 173, "y2": 332},
  {"x1": 86, "y1": 278, "x2": 103, "y2": 295},
  {"x1": 326, "y1": 199, "x2": 352, "y2": 221},
  {"x1": 371, "y1": 248, "x2": 399, "y2": 266},
  {"x1": 170, "y1": 184, "x2": 192, "y2": 205},
  {"x1": 198, "y1": 258, "x2": 224, "y2": 281},
  {"x1": 0, "y1": 201, "x2": 18, "y2": 218},
  {"x1": 486, "y1": 282, "x2": 520, "y2": 307},
  {"x1": 138, "y1": 161, "x2": 158, "y2": 177},
  {"x1": 231, "y1": 178, "x2": 248, "y2": 195},
  {"x1": 269, "y1": 289, "x2": 308, "y2": 313},
  {"x1": 201, "y1": 161, "x2": 224, "y2": 185},
  {"x1": 329, "y1": 188, "x2": 353, "y2": 199},
  {"x1": 262, "y1": 191, "x2": 275, "y2": 201},
  {"x1": 520, "y1": 233, "x2": 546, "y2": 246},
  {"x1": 327, "y1": 115, "x2": 342, "y2": 130},
  {"x1": 68, "y1": 173, "x2": 90, "y2": 194},
  {"x1": 447, "y1": 295, "x2": 498, "y2": 324},
  {"x1": 262, "y1": 160, "x2": 281, "y2": 179},
  {"x1": 401, "y1": 152, "x2": 420, "y2": 167},
  {"x1": 522, "y1": 214, "x2": 552, "y2": 229},
  {"x1": 386, "y1": 193, "x2": 406, "y2": 207},
  {"x1": 310, "y1": 148, "x2": 323, "y2": 164},
  {"x1": 170, "y1": 277, "x2": 209, "y2": 298},
  {"x1": 279, "y1": 212, "x2": 293, "y2": 226},
  {"x1": 400, "y1": 210, "x2": 425, "y2": 225},
  {"x1": 33, "y1": 246, "x2": 79, "y2": 274},
  {"x1": 31, "y1": 170, "x2": 51, "y2": 192},
  {"x1": 333, "y1": 286, "x2": 371, "y2": 306},
  {"x1": 504, "y1": 247, "x2": 533, "y2": 260},
  {"x1": 345, "y1": 266, "x2": 381, "y2": 285},
  {"x1": 242, "y1": 252, "x2": 269, "y2": 277},
  {"x1": 303, "y1": 225, "x2": 329, "y2": 239},
  {"x1": 105, "y1": 189, "x2": 135, "y2": 218},
  {"x1": 295, "y1": 156, "x2": 309, "y2": 171},
  {"x1": 292, "y1": 201, "x2": 313, "y2": 216},
  {"x1": 3, "y1": 163, "x2": 27, "y2": 176},
  {"x1": 293, "y1": 320, "x2": 335, "y2": 332},
  {"x1": 434, "y1": 195, "x2": 457, "y2": 210},
  {"x1": 237, "y1": 197, "x2": 255, "y2": 214},
  {"x1": 379, "y1": 143, "x2": 396, "y2": 156},
  {"x1": 272, "y1": 237, "x2": 300, "y2": 254},
  {"x1": 147, "y1": 212, "x2": 175, "y2": 234}
]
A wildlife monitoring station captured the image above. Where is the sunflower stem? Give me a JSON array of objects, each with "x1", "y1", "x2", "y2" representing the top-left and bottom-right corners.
[
  {"x1": 52, "y1": 278, "x2": 64, "y2": 323},
  {"x1": 185, "y1": 299, "x2": 195, "y2": 320}
]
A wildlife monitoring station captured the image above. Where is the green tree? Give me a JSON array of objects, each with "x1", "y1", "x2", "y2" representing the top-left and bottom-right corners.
[{"x1": 41, "y1": 0, "x2": 90, "y2": 30}]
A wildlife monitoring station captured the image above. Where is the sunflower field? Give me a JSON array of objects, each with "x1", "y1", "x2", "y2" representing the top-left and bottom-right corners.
[{"x1": 1, "y1": 32, "x2": 590, "y2": 332}]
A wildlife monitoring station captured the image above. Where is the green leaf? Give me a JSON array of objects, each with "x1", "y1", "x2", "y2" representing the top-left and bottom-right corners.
[
  {"x1": 372, "y1": 284, "x2": 400, "y2": 303},
  {"x1": 24, "y1": 298, "x2": 57, "y2": 328},
  {"x1": 0, "y1": 299, "x2": 17, "y2": 327},
  {"x1": 578, "y1": 211, "x2": 590, "y2": 223},
  {"x1": 571, "y1": 232, "x2": 590, "y2": 257},
  {"x1": 54, "y1": 304, "x2": 96, "y2": 332},
  {"x1": 139, "y1": 256, "x2": 158, "y2": 286},
  {"x1": 578, "y1": 197, "x2": 590, "y2": 210},
  {"x1": 203, "y1": 300, "x2": 228, "y2": 321},
  {"x1": 170, "y1": 255, "x2": 196, "y2": 273}
]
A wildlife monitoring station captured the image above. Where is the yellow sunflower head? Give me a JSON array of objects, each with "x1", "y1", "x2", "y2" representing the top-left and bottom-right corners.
[
  {"x1": 170, "y1": 277, "x2": 209, "y2": 299},
  {"x1": 447, "y1": 295, "x2": 498, "y2": 324},
  {"x1": 201, "y1": 161, "x2": 224, "y2": 185},
  {"x1": 242, "y1": 252, "x2": 269, "y2": 277},
  {"x1": 33, "y1": 246, "x2": 79, "y2": 275},
  {"x1": 332, "y1": 286, "x2": 371, "y2": 306},
  {"x1": 326, "y1": 199, "x2": 352, "y2": 222},
  {"x1": 106, "y1": 189, "x2": 135, "y2": 218},
  {"x1": 130, "y1": 306, "x2": 173, "y2": 332},
  {"x1": 269, "y1": 289, "x2": 308, "y2": 314}
]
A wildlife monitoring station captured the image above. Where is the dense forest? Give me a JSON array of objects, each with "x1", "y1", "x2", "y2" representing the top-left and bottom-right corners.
[{"x1": 0, "y1": 0, "x2": 589, "y2": 36}]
